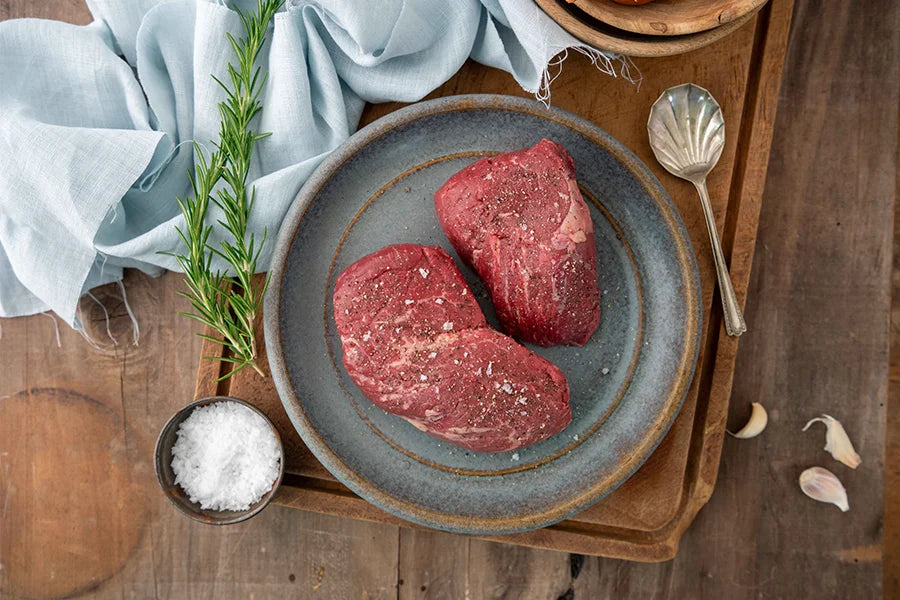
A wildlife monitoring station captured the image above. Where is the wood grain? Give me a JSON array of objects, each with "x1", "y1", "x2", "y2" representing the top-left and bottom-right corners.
[
  {"x1": 1, "y1": 0, "x2": 897, "y2": 599},
  {"x1": 671, "y1": 2, "x2": 896, "y2": 599},
  {"x1": 535, "y1": 0, "x2": 761, "y2": 57},
  {"x1": 0, "y1": 389, "x2": 148, "y2": 598},
  {"x1": 571, "y1": 0, "x2": 768, "y2": 36},
  {"x1": 398, "y1": 530, "x2": 468, "y2": 599},
  {"x1": 886, "y1": 37, "x2": 900, "y2": 599}
]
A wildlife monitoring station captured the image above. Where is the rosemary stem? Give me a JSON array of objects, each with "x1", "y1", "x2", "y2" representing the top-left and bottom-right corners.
[{"x1": 169, "y1": 0, "x2": 282, "y2": 380}]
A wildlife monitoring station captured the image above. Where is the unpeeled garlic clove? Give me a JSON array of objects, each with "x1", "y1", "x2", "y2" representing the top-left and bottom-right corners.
[
  {"x1": 728, "y1": 402, "x2": 768, "y2": 439},
  {"x1": 802, "y1": 414, "x2": 861, "y2": 469},
  {"x1": 799, "y1": 466, "x2": 849, "y2": 512}
]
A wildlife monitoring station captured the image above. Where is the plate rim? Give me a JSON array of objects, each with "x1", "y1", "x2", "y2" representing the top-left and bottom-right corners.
[{"x1": 264, "y1": 94, "x2": 702, "y2": 534}]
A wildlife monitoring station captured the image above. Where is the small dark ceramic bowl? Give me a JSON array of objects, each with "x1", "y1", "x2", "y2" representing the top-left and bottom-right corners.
[{"x1": 154, "y1": 396, "x2": 284, "y2": 525}]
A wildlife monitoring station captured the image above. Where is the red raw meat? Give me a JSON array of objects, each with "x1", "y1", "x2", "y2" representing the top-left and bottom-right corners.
[
  {"x1": 434, "y1": 139, "x2": 601, "y2": 346},
  {"x1": 333, "y1": 244, "x2": 571, "y2": 453}
]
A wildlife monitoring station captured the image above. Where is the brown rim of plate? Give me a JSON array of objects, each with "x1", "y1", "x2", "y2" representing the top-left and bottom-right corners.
[
  {"x1": 535, "y1": 0, "x2": 762, "y2": 57},
  {"x1": 266, "y1": 94, "x2": 701, "y2": 533}
]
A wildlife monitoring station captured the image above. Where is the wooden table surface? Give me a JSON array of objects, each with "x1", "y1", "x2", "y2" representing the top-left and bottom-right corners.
[{"x1": 1, "y1": 1, "x2": 897, "y2": 599}]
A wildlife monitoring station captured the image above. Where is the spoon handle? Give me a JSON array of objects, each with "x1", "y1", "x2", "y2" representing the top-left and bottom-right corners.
[{"x1": 694, "y1": 180, "x2": 747, "y2": 337}]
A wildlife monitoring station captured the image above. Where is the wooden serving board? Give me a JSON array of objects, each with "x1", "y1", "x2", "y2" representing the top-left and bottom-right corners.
[{"x1": 195, "y1": 0, "x2": 793, "y2": 561}]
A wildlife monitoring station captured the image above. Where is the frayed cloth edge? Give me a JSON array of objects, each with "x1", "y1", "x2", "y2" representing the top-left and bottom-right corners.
[{"x1": 535, "y1": 48, "x2": 642, "y2": 106}]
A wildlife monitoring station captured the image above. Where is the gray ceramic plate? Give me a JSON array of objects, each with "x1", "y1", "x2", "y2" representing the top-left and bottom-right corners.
[{"x1": 265, "y1": 94, "x2": 701, "y2": 535}]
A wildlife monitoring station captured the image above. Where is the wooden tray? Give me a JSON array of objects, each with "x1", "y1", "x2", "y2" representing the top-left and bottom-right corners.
[{"x1": 194, "y1": 0, "x2": 793, "y2": 561}]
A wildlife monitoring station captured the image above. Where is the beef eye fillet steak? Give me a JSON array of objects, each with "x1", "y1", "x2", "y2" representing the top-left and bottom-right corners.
[
  {"x1": 435, "y1": 139, "x2": 601, "y2": 346},
  {"x1": 333, "y1": 244, "x2": 571, "y2": 453}
]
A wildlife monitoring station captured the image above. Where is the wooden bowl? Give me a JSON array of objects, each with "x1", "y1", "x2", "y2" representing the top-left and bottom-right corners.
[
  {"x1": 154, "y1": 396, "x2": 284, "y2": 525},
  {"x1": 536, "y1": 0, "x2": 762, "y2": 57},
  {"x1": 572, "y1": 0, "x2": 769, "y2": 36}
]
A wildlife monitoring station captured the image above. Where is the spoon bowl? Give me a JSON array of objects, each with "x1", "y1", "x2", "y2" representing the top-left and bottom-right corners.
[{"x1": 648, "y1": 83, "x2": 725, "y2": 183}]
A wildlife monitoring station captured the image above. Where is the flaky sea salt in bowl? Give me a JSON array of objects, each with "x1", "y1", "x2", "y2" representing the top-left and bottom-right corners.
[{"x1": 154, "y1": 396, "x2": 284, "y2": 525}]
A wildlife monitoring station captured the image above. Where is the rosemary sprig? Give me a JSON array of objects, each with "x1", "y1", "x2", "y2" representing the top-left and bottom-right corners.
[{"x1": 167, "y1": 0, "x2": 282, "y2": 379}]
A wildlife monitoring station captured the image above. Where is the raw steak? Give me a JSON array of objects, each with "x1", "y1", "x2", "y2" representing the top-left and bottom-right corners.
[
  {"x1": 333, "y1": 244, "x2": 571, "y2": 453},
  {"x1": 434, "y1": 139, "x2": 601, "y2": 346}
]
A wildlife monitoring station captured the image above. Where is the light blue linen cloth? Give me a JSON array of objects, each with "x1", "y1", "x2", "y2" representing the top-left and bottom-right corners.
[{"x1": 0, "y1": 0, "x2": 629, "y2": 327}]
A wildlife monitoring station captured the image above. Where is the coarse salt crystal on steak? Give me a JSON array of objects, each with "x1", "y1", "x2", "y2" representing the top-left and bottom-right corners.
[
  {"x1": 333, "y1": 244, "x2": 571, "y2": 453},
  {"x1": 434, "y1": 139, "x2": 601, "y2": 346}
]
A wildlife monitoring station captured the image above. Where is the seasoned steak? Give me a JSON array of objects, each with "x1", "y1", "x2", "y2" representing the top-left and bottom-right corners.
[
  {"x1": 333, "y1": 244, "x2": 571, "y2": 453},
  {"x1": 434, "y1": 139, "x2": 601, "y2": 346}
]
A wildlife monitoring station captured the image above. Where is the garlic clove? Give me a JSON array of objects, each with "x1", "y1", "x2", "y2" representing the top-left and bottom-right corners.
[
  {"x1": 728, "y1": 402, "x2": 768, "y2": 439},
  {"x1": 802, "y1": 414, "x2": 861, "y2": 469},
  {"x1": 799, "y1": 466, "x2": 849, "y2": 512}
]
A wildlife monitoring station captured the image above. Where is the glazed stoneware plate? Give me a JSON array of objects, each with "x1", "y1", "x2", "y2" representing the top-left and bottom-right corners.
[{"x1": 265, "y1": 94, "x2": 701, "y2": 534}]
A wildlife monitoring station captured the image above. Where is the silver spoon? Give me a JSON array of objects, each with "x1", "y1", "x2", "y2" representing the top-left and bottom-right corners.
[{"x1": 647, "y1": 83, "x2": 746, "y2": 337}]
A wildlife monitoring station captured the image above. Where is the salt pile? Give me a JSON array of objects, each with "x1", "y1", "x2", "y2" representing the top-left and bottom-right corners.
[{"x1": 171, "y1": 402, "x2": 280, "y2": 511}]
